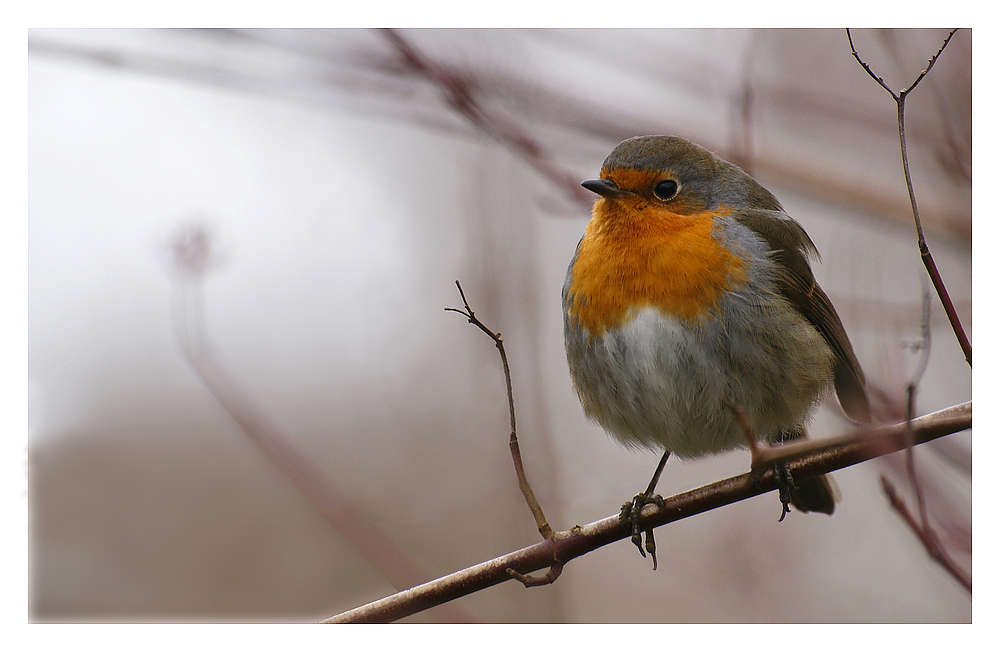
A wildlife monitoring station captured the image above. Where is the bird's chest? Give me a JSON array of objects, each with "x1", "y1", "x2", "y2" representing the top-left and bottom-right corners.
[{"x1": 563, "y1": 212, "x2": 748, "y2": 336}]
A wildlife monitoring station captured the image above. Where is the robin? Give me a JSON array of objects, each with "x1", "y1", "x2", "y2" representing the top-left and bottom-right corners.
[{"x1": 563, "y1": 135, "x2": 871, "y2": 568}]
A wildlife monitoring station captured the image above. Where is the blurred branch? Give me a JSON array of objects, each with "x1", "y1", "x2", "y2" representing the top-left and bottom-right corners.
[
  {"x1": 903, "y1": 284, "x2": 934, "y2": 527},
  {"x1": 881, "y1": 477, "x2": 971, "y2": 592},
  {"x1": 846, "y1": 28, "x2": 970, "y2": 367},
  {"x1": 445, "y1": 281, "x2": 562, "y2": 587},
  {"x1": 169, "y1": 225, "x2": 476, "y2": 623},
  {"x1": 323, "y1": 401, "x2": 971, "y2": 623},
  {"x1": 29, "y1": 30, "x2": 971, "y2": 231},
  {"x1": 881, "y1": 283, "x2": 970, "y2": 593},
  {"x1": 381, "y1": 28, "x2": 593, "y2": 206}
]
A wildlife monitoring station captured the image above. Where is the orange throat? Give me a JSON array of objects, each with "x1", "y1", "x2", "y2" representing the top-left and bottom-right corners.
[{"x1": 567, "y1": 200, "x2": 748, "y2": 336}]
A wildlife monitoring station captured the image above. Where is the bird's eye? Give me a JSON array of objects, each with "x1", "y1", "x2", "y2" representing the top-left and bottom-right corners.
[{"x1": 653, "y1": 179, "x2": 678, "y2": 200}]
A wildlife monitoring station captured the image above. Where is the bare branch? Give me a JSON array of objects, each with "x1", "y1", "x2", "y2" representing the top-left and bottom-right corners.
[
  {"x1": 846, "y1": 29, "x2": 896, "y2": 97},
  {"x1": 900, "y1": 29, "x2": 959, "y2": 98},
  {"x1": 323, "y1": 401, "x2": 971, "y2": 623},
  {"x1": 381, "y1": 28, "x2": 593, "y2": 206},
  {"x1": 846, "y1": 28, "x2": 970, "y2": 366},
  {"x1": 846, "y1": 29, "x2": 971, "y2": 590},
  {"x1": 446, "y1": 281, "x2": 559, "y2": 586}
]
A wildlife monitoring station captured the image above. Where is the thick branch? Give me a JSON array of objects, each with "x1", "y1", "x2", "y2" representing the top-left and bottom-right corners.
[{"x1": 322, "y1": 401, "x2": 970, "y2": 623}]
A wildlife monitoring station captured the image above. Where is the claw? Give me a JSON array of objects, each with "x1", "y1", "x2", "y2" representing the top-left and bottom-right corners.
[
  {"x1": 645, "y1": 528, "x2": 658, "y2": 571},
  {"x1": 620, "y1": 493, "x2": 665, "y2": 569},
  {"x1": 774, "y1": 463, "x2": 797, "y2": 522},
  {"x1": 620, "y1": 498, "x2": 645, "y2": 557}
]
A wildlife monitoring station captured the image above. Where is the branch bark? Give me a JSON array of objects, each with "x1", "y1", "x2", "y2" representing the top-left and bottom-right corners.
[{"x1": 322, "y1": 401, "x2": 971, "y2": 623}]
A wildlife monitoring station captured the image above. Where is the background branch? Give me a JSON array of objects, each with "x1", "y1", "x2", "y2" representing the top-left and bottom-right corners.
[
  {"x1": 323, "y1": 401, "x2": 970, "y2": 623},
  {"x1": 879, "y1": 284, "x2": 970, "y2": 592},
  {"x1": 881, "y1": 476, "x2": 971, "y2": 592},
  {"x1": 170, "y1": 226, "x2": 477, "y2": 623},
  {"x1": 381, "y1": 28, "x2": 593, "y2": 206}
]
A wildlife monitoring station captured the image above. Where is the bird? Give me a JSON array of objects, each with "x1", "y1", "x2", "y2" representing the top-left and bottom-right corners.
[{"x1": 562, "y1": 135, "x2": 871, "y2": 568}]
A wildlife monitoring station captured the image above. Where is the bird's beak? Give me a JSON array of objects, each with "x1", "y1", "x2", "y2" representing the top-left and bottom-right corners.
[{"x1": 581, "y1": 178, "x2": 627, "y2": 199}]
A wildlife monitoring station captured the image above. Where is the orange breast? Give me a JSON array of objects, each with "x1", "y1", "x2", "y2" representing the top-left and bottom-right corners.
[{"x1": 567, "y1": 200, "x2": 748, "y2": 335}]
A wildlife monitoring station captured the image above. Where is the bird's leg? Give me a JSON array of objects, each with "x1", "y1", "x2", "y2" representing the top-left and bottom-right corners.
[
  {"x1": 725, "y1": 399, "x2": 794, "y2": 521},
  {"x1": 619, "y1": 449, "x2": 669, "y2": 570}
]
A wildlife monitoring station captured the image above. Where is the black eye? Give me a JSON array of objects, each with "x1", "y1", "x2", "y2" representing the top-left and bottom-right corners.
[{"x1": 653, "y1": 179, "x2": 678, "y2": 200}]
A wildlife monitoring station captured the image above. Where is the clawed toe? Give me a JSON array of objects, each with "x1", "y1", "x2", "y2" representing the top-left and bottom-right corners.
[
  {"x1": 772, "y1": 463, "x2": 797, "y2": 522},
  {"x1": 619, "y1": 493, "x2": 665, "y2": 570}
]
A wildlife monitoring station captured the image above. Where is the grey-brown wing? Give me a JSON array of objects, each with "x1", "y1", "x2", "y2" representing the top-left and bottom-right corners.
[{"x1": 736, "y1": 210, "x2": 872, "y2": 423}]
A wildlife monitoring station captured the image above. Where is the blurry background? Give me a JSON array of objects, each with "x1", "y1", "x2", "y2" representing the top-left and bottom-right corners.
[{"x1": 28, "y1": 28, "x2": 971, "y2": 623}]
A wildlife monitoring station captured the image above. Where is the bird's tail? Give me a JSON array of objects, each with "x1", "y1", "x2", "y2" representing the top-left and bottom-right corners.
[
  {"x1": 780, "y1": 426, "x2": 839, "y2": 515},
  {"x1": 788, "y1": 472, "x2": 839, "y2": 515}
]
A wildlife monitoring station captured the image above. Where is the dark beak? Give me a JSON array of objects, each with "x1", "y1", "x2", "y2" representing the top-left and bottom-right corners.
[{"x1": 581, "y1": 178, "x2": 627, "y2": 198}]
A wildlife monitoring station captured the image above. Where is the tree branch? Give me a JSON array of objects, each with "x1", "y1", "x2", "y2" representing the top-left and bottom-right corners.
[
  {"x1": 445, "y1": 281, "x2": 560, "y2": 586},
  {"x1": 381, "y1": 28, "x2": 593, "y2": 206},
  {"x1": 322, "y1": 401, "x2": 971, "y2": 623},
  {"x1": 846, "y1": 28, "x2": 970, "y2": 366},
  {"x1": 169, "y1": 225, "x2": 478, "y2": 623},
  {"x1": 846, "y1": 28, "x2": 971, "y2": 595}
]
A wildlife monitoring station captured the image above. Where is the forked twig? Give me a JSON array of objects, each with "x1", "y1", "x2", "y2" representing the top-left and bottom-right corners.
[
  {"x1": 846, "y1": 28, "x2": 970, "y2": 367},
  {"x1": 445, "y1": 280, "x2": 561, "y2": 586}
]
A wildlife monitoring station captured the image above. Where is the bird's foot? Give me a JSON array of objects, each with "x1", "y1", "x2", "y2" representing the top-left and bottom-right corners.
[
  {"x1": 773, "y1": 462, "x2": 797, "y2": 522},
  {"x1": 619, "y1": 493, "x2": 666, "y2": 570}
]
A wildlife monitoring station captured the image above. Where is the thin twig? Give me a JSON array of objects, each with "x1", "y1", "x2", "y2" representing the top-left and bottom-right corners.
[
  {"x1": 445, "y1": 281, "x2": 560, "y2": 586},
  {"x1": 323, "y1": 401, "x2": 971, "y2": 623},
  {"x1": 846, "y1": 28, "x2": 970, "y2": 367}
]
